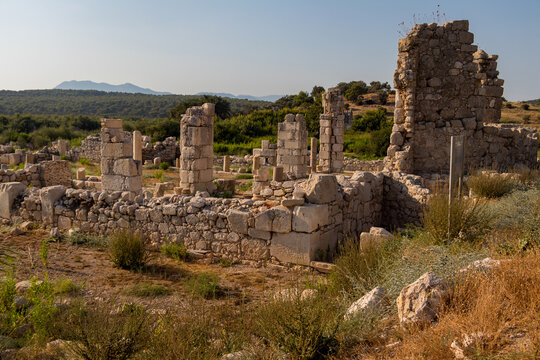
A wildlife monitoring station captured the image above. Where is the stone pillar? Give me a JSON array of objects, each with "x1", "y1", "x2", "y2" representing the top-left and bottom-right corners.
[
  {"x1": 179, "y1": 103, "x2": 215, "y2": 194},
  {"x1": 57, "y1": 140, "x2": 69, "y2": 156},
  {"x1": 133, "y1": 131, "x2": 142, "y2": 162},
  {"x1": 100, "y1": 118, "x2": 142, "y2": 195},
  {"x1": 25, "y1": 153, "x2": 35, "y2": 164},
  {"x1": 223, "y1": 155, "x2": 231, "y2": 172},
  {"x1": 175, "y1": 158, "x2": 180, "y2": 168},
  {"x1": 276, "y1": 113, "x2": 308, "y2": 179},
  {"x1": 273, "y1": 166, "x2": 283, "y2": 182},
  {"x1": 76, "y1": 168, "x2": 86, "y2": 180},
  {"x1": 252, "y1": 155, "x2": 261, "y2": 175},
  {"x1": 310, "y1": 137, "x2": 317, "y2": 173},
  {"x1": 319, "y1": 88, "x2": 345, "y2": 173}
]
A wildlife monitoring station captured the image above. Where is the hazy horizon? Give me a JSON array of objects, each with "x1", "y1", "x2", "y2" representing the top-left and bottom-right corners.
[{"x1": 1, "y1": 0, "x2": 539, "y2": 101}]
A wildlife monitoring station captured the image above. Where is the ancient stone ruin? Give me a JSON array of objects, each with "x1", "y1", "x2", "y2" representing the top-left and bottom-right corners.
[
  {"x1": 276, "y1": 114, "x2": 309, "y2": 179},
  {"x1": 100, "y1": 118, "x2": 143, "y2": 195},
  {"x1": 385, "y1": 20, "x2": 539, "y2": 174},
  {"x1": 0, "y1": 20, "x2": 538, "y2": 270},
  {"x1": 179, "y1": 103, "x2": 216, "y2": 194},
  {"x1": 319, "y1": 88, "x2": 345, "y2": 173}
]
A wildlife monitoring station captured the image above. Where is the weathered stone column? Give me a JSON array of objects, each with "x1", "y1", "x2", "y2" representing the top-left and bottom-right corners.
[
  {"x1": 100, "y1": 118, "x2": 142, "y2": 195},
  {"x1": 276, "y1": 113, "x2": 308, "y2": 179},
  {"x1": 310, "y1": 137, "x2": 317, "y2": 173},
  {"x1": 133, "y1": 131, "x2": 142, "y2": 162},
  {"x1": 319, "y1": 88, "x2": 345, "y2": 173},
  {"x1": 252, "y1": 155, "x2": 261, "y2": 175},
  {"x1": 223, "y1": 155, "x2": 231, "y2": 172},
  {"x1": 179, "y1": 103, "x2": 215, "y2": 194}
]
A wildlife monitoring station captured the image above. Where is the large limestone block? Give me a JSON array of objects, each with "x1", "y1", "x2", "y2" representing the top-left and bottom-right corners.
[
  {"x1": 292, "y1": 204, "x2": 329, "y2": 233},
  {"x1": 40, "y1": 185, "x2": 66, "y2": 224},
  {"x1": 254, "y1": 206, "x2": 291, "y2": 233},
  {"x1": 227, "y1": 209, "x2": 249, "y2": 235},
  {"x1": 270, "y1": 231, "x2": 321, "y2": 265},
  {"x1": 396, "y1": 272, "x2": 448, "y2": 326},
  {"x1": 113, "y1": 158, "x2": 140, "y2": 177},
  {"x1": 345, "y1": 287, "x2": 387, "y2": 320},
  {"x1": 303, "y1": 173, "x2": 338, "y2": 204},
  {"x1": 0, "y1": 182, "x2": 26, "y2": 219}
]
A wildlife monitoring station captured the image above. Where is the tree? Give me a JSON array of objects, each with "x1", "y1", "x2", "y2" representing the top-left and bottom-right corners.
[
  {"x1": 344, "y1": 82, "x2": 368, "y2": 103},
  {"x1": 352, "y1": 107, "x2": 388, "y2": 132},
  {"x1": 377, "y1": 90, "x2": 389, "y2": 105},
  {"x1": 292, "y1": 91, "x2": 314, "y2": 108},
  {"x1": 169, "y1": 95, "x2": 231, "y2": 119},
  {"x1": 310, "y1": 86, "x2": 325, "y2": 99}
]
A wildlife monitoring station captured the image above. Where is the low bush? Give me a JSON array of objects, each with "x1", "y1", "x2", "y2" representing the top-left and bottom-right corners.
[
  {"x1": 256, "y1": 293, "x2": 343, "y2": 359},
  {"x1": 186, "y1": 272, "x2": 220, "y2": 299},
  {"x1": 423, "y1": 191, "x2": 492, "y2": 244},
  {"x1": 235, "y1": 174, "x2": 253, "y2": 180},
  {"x1": 60, "y1": 302, "x2": 152, "y2": 360},
  {"x1": 67, "y1": 231, "x2": 108, "y2": 248},
  {"x1": 124, "y1": 282, "x2": 172, "y2": 297},
  {"x1": 160, "y1": 242, "x2": 188, "y2": 261},
  {"x1": 159, "y1": 162, "x2": 169, "y2": 170},
  {"x1": 467, "y1": 171, "x2": 516, "y2": 198},
  {"x1": 78, "y1": 157, "x2": 91, "y2": 166},
  {"x1": 153, "y1": 170, "x2": 164, "y2": 182},
  {"x1": 109, "y1": 230, "x2": 148, "y2": 271},
  {"x1": 53, "y1": 277, "x2": 81, "y2": 296}
]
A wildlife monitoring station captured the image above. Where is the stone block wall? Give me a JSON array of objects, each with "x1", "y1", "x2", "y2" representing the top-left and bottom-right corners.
[
  {"x1": 0, "y1": 160, "x2": 71, "y2": 188},
  {"x1": 319, "y1": 88, "x2": 345, "y2": 173},
  {"x1": 385, "y1": 20, "x2": 538, "y2": 174},
  {"x1": 252, "y1": 140, "x2": 277, "y2": 166},
  {"x1": 100, "y1": 119, "x2": 143, "y2": 195},
  {"x1": 10, "y1": 170, "x2": 424, "y2": 266},
  {"x1": 179, "y1": 104, "x2": 215, "y2": 194},
  {"x1": 76, "y1": 134, "x2": 101, "y2": 162},
  {"x1": 142, "y1": 137, "x2": 180, "y2": 163},
  {"x1": 276, "y1": 114, "x2": 309, "y2": 179}
]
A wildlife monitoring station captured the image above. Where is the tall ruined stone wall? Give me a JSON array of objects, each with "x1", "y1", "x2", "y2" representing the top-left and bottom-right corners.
[
  {"x1": 319, "y1": 88, "x2": 345, "y2": 173},
  {"x1": 77, "y1": 134, "x2": 101, "y2": 162},
  {"x1": 100, "y1": 119, "x2": 142, "y2": 195},
  {"x1": 277, "y1": 114, "x2": 309, "y2": 179},
  {"x1": 386, "y1": 20, "x2": 538, "y2": 174},
  {"x1": 179, "y1": 103, "x2": 215, "y2": 194}
]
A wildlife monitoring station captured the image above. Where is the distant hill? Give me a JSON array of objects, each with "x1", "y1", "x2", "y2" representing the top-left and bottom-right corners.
[
  {"x1": 0, "y1": 89, "x2": 270, "y2": 118},
  {"x1": 196, "y1": 92, "x2": 282, "y2": 102},
  {"x1": 524, "y1": 99, "x2": 540, "y2": 105},
  {"x1": 55, "y1": 80, "x2": 172, "y2": 95}
]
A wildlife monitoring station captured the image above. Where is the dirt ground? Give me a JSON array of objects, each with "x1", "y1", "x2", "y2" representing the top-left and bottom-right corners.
[{"x1": 0, "y1": 229, "x2": 323, "y2": 311}]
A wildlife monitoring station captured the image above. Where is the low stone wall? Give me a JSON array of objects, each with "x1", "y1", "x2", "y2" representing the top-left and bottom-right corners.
[
  {"x1": 344, "y1": 158, "x2": 385, "y2": 172},
  {"x1": 0, "y1": 160, "x2": 71, "y2": 188},
  {"x1": 142, "y1": 137, "x2": 179, "y2": 163},
  {"x1": 8, "y1": 171, "x2": 426, "y2": 266}
]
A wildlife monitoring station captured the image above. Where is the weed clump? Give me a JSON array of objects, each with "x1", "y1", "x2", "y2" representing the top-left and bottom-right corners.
[
  {"x1": 109, "y1": 230, "x2": 148, "y2": 271},
  {"x1": 467, "y1": 171, "x2": 516, "y2": 198},
  {"x1": 124, "y1": 282, "x2": 172, "y2": 297},
  {"x1": 186, "y1": 272, "x2": 220, "y2": 299},
  {"x1": 423, "y1": 191, "x2": 492, "y2": 244},
  {"x1": 160, "y1": 242, "x2": 188, "y2": 261}
]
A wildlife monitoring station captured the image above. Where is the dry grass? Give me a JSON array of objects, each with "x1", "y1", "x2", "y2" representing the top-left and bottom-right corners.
[
  {"x1": 467, "y1": 171, "x2": 517, "y2": 199},
  {"x1": 392, "y1": 254, "x2": 540, "y2": 359}
]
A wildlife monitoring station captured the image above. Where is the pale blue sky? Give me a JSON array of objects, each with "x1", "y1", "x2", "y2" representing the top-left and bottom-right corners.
[{"x1": 0, "y1": 0, "x2": 538, "y2": 100}]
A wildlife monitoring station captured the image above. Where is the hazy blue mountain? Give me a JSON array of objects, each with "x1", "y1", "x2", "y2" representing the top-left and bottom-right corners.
[
  {"x1": 196, "y1": 92, "x2": 282, "y2": 102},
  {"x1": 55, "y1": 80, "x2": 172, "y2": 95}
]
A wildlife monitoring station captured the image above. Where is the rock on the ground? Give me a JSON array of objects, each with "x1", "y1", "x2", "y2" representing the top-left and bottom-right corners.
[
  {"x1": 396, "y1": 272, "x2": 448, "y2": 326},
  {"x1": 459, "y1": 257, "x2": 501, "y2": 273},
  {"x1": 345, "y1": 286, "x2": 387, "y2": 320}
]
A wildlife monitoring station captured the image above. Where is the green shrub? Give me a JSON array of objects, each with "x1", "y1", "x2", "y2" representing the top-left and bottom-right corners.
[
  {"x1": 124, "y1": 282, "x2": 172, "y2": 297},
  {"x1": 423, "y1": 191, "x2": 492, "y2": 244},
  {"x1": 467, "y1": 171, "x2": 516, "y2": 198},
  {"x1": 154, "y1": 170, "x2": 164, "y2": 182},
  {"x1": 60, "y1": 302, "x2": 151, "y2": 360},
  {"x1": 256, "y1": 293, "x2": 342, "y2": 359},
  {"x1": 351, "y1": 107, "x2": 387, "y2": 132},
  {"x1": 26, "y1": 277, "x2": 58, "y2": 341},
  {"x1": 159, "y1": 162, "x2": 170, "y2": 170},
  {"x1": 186, "y1": 272, "x2": 220, "y2": 299},
  {"x1": 78, "y1": 157, "x2": 91, "y2": 166},
  {"x1": 160, "y1": 243, "x2": 188, "y2": 261},
  {"x1": 329, "y1": 237, "x2": 399, "y2": 299},
  {"x1": 109, "y1": 230, "x2": 148, "y2": 271},
  {"x1": 237, "y1": 181, "x2": 253, "y2": 192},
  {"x1": 67, "y1": 231, "x2": 108, "y2": 248},
  {"x1": 53, "y1": 277, "x2": 81, "y2": 296},
  {"x1": 235, "y1": 174, "x2": 253, "y2": 180}
]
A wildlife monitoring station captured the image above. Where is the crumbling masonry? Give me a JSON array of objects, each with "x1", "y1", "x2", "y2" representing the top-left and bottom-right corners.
[
  {"x1": 319, "y1": 88, "x2": 345, "y2": 173},
  {"x1": 385, "y1": 20, "x2": 538, "y2": 174},
  {"x1": 277, "y1": 114, "x2": 309, "y2": 179},
  {"x1": 100, "y1": 119, "x2": 142, "y2": 195},
  {"x1": 179, "y1": 103, "x2": 216, "y2": 194}
]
